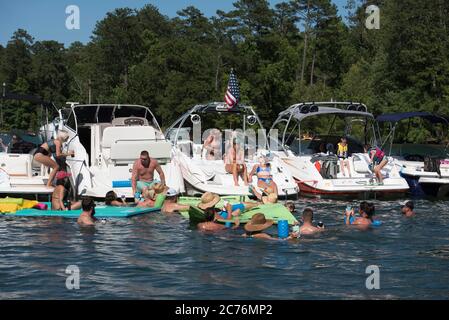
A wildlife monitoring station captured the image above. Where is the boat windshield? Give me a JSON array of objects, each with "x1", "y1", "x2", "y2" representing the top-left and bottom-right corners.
[
  {"x1": 63, "y1": 104, "x2": 161, "y2": 131},
  {"x1": 0, "y1": 130, "x2": 43, "y2": 154}
]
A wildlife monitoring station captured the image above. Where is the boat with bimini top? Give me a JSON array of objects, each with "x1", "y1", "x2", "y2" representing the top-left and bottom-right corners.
[
  {"x1": 165, "y1": 102, "x2": 298, "y2": 197},
  {"x1": 269, "y1": 101, "x2": 409, "y2": 198},
  {"x1": 377, "y1": 111, "x2": 449, "y2": 198}
]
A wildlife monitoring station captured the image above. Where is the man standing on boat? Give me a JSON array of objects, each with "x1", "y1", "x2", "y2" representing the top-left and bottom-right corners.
[{"x1": 132, "y1": 150, "x2": 166, "y2": 196}]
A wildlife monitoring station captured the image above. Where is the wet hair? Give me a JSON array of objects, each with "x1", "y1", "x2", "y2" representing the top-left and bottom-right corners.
[
  {"x1": 403, "y1": 201, "x2": 414, "y2": 211},
  {"x1": 140, "y1": 150, "x2": 149, "y2": 157},
  {"x1": 285, "y1": 201, "x2": 295, "y2": 212},
  {"x1": 204, "y1": 208, "x2": 216, "y2": 222},
  {"x1": 303, "y1": 207, "x2": 314, "y2": 222},
  {"x1": 360, "y1": 201, "x2": 375, "y2": 220},
  {"x1": 105, "y1": 190, "x2": 117, "y2": 205},
  {"x1": 81, "y1": 197, "x2": 96, "y2": 212}
]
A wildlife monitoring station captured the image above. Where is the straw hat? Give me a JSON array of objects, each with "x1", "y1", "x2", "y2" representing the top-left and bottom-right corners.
[
  {"x1": 244, "y1": 213, "x2": 274, "y2": 232},
  {"x1": 198, "y1": 192, "x2": 220, "y2": 210}
]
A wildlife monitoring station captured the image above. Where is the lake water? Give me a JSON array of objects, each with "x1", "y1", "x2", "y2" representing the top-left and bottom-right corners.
[{"x1": 1, "y1": 198, "x2": 449, "y2": 299}]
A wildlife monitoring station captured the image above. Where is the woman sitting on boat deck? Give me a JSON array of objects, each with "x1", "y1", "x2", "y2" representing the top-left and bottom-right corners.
[
  {"x1": 51, "y1": 171, "x2": 81, "y2": 211},
  {"x1": 337, "y1": 137, "x2": 351, "y2": 177},
  {"x1": 33, "y1": 130, "x2": 73, "y2": 187},
  {"x1": 105, "y1": 191, "x2": 127, "y2": 207},
  {"x1": 224, "y1": 138, "x2": 248, "y2": 187},
  {"x1": 248, "y1": 154, "x2": 278, "y2": 194}
]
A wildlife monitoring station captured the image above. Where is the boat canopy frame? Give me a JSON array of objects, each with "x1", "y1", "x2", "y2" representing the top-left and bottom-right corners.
[
  {"x1": 60, "y1": 103, "x2": 164, "y2": 135},
  {"x1": 271, "y1": 101, "x2": 377, "y2": 155},
  {"x1": 376, "y1": 111, "x2": 449, "y2": 156},
  {"x1": 165, "y1": 102, "x2": 267, "y2": 148}
]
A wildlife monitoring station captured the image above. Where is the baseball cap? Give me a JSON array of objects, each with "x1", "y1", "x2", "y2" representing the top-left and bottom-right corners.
[{"x1": 166, "y1": 188, "x2": 178, "y2": 197}]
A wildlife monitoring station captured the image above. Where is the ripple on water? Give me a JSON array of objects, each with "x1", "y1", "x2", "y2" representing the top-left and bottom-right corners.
[{"x1": 1, "y1": 199, "x2": 449, "y2": 299}]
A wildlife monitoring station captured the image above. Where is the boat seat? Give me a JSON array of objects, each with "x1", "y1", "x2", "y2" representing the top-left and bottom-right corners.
[
  {"x1": 101, "y1": 126, "x2": 157, "y2": 148},
  {"x1": 101, "y1": 126, "x2": 171, "y2": 164},
  {"x1": 110, "y1": 141, "x2": 172, "y2": 164},
  {"x1": 0, "y1": 153, "x2": 32, "y2": 177},
  {"x1": 352, "y1": 154, "x2": 371, "y2": 173}
]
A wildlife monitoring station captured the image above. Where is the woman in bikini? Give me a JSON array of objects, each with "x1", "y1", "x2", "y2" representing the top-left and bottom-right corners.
[
  {"x1": 248, "y1": 155, "x2": 278, "y2": 194},
  {"x1": 33, "y1": 130, "x2": 74, "y2": 187},
  {"x1": 51, "y1": 171, "x2": 81, "y2": 210}
]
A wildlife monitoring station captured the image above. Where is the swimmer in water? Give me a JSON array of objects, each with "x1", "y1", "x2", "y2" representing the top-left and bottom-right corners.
[
  {"x1": 401, "y1": 201, "x2": 415, "y2": 217},
  {"x1": 77, "y1": 197, "x2": 97, "y2": 226},
  {"x1": 299, "y1": 208, "x2": 324, "y2": 235},
  {"x1": 345, "y1": 201, "x2": 376, "y2": 228}
]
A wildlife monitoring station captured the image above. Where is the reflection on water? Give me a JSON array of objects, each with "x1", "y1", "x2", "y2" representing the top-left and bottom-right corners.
[{"x1": 1, "y1": 199, "x2": 449, "y2": 299}]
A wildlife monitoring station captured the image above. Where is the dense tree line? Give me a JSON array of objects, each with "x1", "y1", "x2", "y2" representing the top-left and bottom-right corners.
[{"x1": 0, "y1": 0, "x2": 449, "y2": 143}]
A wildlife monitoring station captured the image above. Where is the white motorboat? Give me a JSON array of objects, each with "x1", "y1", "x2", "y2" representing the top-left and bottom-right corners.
[
  {"x1": 0, "y1": 92, "x2": 56, "y2": 198},
  {"x1": 165, "y1": 102, "x2": 298, "y2": 197},
  {"x1": 377, "y1": 112, "x2": 449, "y2": 197},
  {"x1": 55, "y1": 103, "x2": 184, "y2": 198},
  {"x1": 269, "y1": 102, "x2": 409, "y2": 198}
]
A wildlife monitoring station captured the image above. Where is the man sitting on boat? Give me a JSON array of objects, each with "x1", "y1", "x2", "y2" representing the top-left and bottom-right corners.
[{"x1": 131, "y1": 150, "x2": 166, "y2": 197}]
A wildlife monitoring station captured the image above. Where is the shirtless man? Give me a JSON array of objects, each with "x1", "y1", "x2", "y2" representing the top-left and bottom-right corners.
[
  {"x1": 132, "y1": 150, "x2": 166, "y2": 197},
  {"x1": 224, "y1": 139, "x2": 248, "y2": 186},
  {"x1": 202, "y1": 129, "x2": 221, "y2": 160},
  {"x1": 299, "y1": 208, "x2": 324, "y2": 235},
  {"x1": 77, "y1": 197, "x2": 96, "y2": 226},
  {"x1": 161, "y1": 188, "x2": 190, "y2": 214}
]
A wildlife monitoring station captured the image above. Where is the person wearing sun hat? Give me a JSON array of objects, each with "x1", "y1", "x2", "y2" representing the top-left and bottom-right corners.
[
  {"x1": 243, "y1": 213, "x2": 275, "y2": 239},
  {"x1": 162, "y1": 188, "x2": 190, "y2": 214},
  {"x1": 197, "y1": 192, "x2": 221, "y2": 210},
  {"x1": 197, "y1": 192, "x2": 227, "y2": 231}
]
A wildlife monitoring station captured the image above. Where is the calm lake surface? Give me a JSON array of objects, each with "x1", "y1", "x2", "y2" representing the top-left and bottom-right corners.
[{"x1": 1, "y1": 198, "x2": 449, "y2": 299}]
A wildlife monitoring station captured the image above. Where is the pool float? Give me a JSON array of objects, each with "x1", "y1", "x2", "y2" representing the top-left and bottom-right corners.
[
  {"x1": 187, "y1": 202, "x2": 297, "y2": 225},
  {"x1": 1, "y1": 201, "x2": 164, "y2": 218}
]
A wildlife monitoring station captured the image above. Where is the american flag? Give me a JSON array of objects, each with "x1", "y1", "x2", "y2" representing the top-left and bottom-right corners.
[{"x1": 225, "y1": 69, "x2": 240, "y2": 109}]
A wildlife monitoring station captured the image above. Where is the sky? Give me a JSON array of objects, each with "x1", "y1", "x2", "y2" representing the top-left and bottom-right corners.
[{"x1": 0, "y1": 0, "x2": 348, "y2": 47}]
